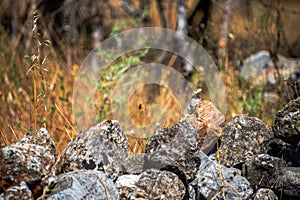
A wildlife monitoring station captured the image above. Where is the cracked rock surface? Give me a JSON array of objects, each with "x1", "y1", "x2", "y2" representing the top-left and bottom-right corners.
[
  {"x1": 216, "y1": 115, "x2": 273, "y2": 167},
  {"x1": 55, "y1": 120, "x2": 129, "y2": 180},
  {"x1": 270, "y1": 167, "x2": 300, "y2": 198},
  {"x1": 0, "y1": 181, "x2": 33, "y2": 200},
  {"x1": 0, "y1": 128, "x2": 56, "y2": 195},
  {"x1": 42, "y1": 170, "x2": 119, "y2": 199},
  {"x1": 19, "y1": 128, "x2": 56, "y2": 157},
  {"x1": 251, "y1": 188, "x2": 278, "y2": 200},
  {"x1": 242, "y1": 154, "x2": 286, "y2": 189},
  {"x1": 145, "y1": 120, "x2": 201, "y2": 180},
  {"x1": 272, "y1": 97, "x2": 300, "y2": 147},
  {"x1": 116, "y1": 168, "x2": 185, "y2": 199},
  {"x1": 189, "y1": 151, "x2": 253, "y2": 200}
]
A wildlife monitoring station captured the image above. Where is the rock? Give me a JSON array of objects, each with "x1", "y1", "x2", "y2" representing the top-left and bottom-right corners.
[
  {"x1": 287, "y1": 68, "x2": 300, "y2": 99},
  {"x1": 242, "y1": 154, "x2": 286, "y2": 189},
  {"x1": 144, "y1": 100, "x2": 225, "y2": 181},
  {"x1": 270, "y1": 167, "x2": 300, "y2": 198},
  {"x1": 41, "y1": 170, "x2": 119, "y2": 199},
  {"x1": 241, "y1": 50, "x2": 273, "y2": 83},
  {"x1": 266, "y1": 138, "x2": 300, "y2": 167},
  {"x1": 0, "y1": 141, "x2": 55, "y2": 195},
  {"x1": 272, "y1": 97, "x2": 300, "y2": 147},
  {"x1": 119, "y1": 154, "x2": 145, "y2": 175},
  {"x1": 116, "y1": 169, "x2": 185, "y2": 199},
  {"x1": 144, "y1": 120, "x2": 201, "y2": 180},
  {"x1": 241, "y1": 50, "x2": 300, "y2": 85},
  {"x1": 187, "y1": 88, "x2": 202, "y2": 114},
  {"x1": 251, "y1": 188, "x2": 278, "y2": 200},
  {"x1": 19, "y1": 128, "x2": 56, "y2": 157},
  {"x1": 189, "y1": 151, "x2": 253, "y2": 200},
  {"x1": 216, "y1": 115, "x2": 273, "y2": 167},
  {"x1": 0, "y1": 181, "x2": 33, "y2": 200},
  {"x1": 184, "y1": 100, "x2": 225, "y2": 155},
  {"x1": 55, "y1": 120, "x2": 129, "y2": 180},
  {"x1": 146, "y1": 120, "x2": 199, "y2": 154},
  {"x1": 241, "y1": 51, "x2": 299, "y2": 118}
]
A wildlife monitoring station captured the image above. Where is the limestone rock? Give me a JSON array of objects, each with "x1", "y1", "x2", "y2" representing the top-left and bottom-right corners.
[
  {"x1": 41, "y1": 170, "x2": 119, "y2": 199},
  {"x1": 55, "y1": 120, "x2": 129, "y2": 180},
  {"x1": 146, "y1": 120, "x2": 199, "y2": 153},
  {"x1": 270, "y1": 167, "x2": 300, "y2": 198},
  {"x1": 144, "y1": 120, "x2": 201, "y2": 180},
  {"x1": 19, "y1": 128, "x2": 56, "y2": 157},
  {"x1": 189, "y1": 151, "x2": 253, "y2": 200},
  {"x1": 116, "y1": 169, "x2": 185, "y2": 199},
  {"x1": 216, "y1": 115, "x2": 273, "y2": 167},
  {"x1": 251, "y1": 188, "x2": 278, "y2": 200},
  {"x1": 241, "y1": 50, "x2": 300, "y2": 85},
  {"x1": 273, "y1": 97, "x2": 300, "y2": 147},
  {"x1": 119, "y1": 154, "x2": 145, "y2": 175},
  {"x1": 0, "y1": 142, "x2": 55, "y2": 194},
  {"x1": 242, "y1": 154, "x2": 286, "y2": 189},
  {"x1": 0, "y1": 181, "x2": 33, "y2": 200}
]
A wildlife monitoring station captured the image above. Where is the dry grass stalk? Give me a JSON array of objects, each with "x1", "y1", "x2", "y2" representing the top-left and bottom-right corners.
[
  {"x1": 54, "y1": 103, "x2": 78, "y2": 137},
  {"x1": 0, "y1": 130, "x2": 10, "y2": 146}
]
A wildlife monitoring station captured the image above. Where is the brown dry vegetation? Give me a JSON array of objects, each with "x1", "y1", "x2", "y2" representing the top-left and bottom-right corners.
[{"x1": 0, "y1": 0, "x2": 299, "y2": 154}]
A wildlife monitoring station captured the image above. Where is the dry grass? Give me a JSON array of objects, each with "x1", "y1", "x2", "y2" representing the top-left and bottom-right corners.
[
  {"x1": 0, "y1": 34, "x2": 287, "y2": 155},
  {"x1": 0, "y1": 5, "x2": 296, "y2": 155},
  {"x1": 0, "y1": 29, "x2": 183, "y2": 155}
]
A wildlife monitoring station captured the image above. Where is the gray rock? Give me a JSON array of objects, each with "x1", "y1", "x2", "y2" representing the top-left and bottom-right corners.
[
  {"x1": 241, "y1": 50, "x2": 274, "y2": 83},
  {"x1": 273, "y1": 97, "x2": 300, "y2": 147},
  {"x1": 241, "y1": 51, "x2": 300, "y2": 118},
  {"x1": 287, "y1": 69, "x2": 300, "y2": 99},
  {"x1": 242, "y1": 154, "x2": 286, "y2": 189},
  {"x1": 216, "y1": 115, "x2": 273, "y2": 167},
  {"x1": 241, "y1": 50, "x2": 300, "y2": 85},
  {"x1": 119, "y1": 154, "x2": 145, "y2": 175},
  {"x1": 270, "y1": 167, "x2": 300, "y2": 197},
  {"x1": 265, "y1": 138, "x2": 300, "y2": 167},
  {"x1": 251, "y1": 188, "x2": 278, "y2": 200},
  {"x1": 55, "y1": 120, "x2": 129, "y2": 180},
  {"x1": 116, "y1": 169, "x2": 185, "y2": 199},
  {"x1": 189, "y1": 151, "x2": 253, "y2": 200},
  {"x1": 19, "y1": 128, "x2": 56, "y2": 157},
  {"x1": 188, "y1": 88, "x2": 202, "y2": 114},
  {"x1": 0, "y1": 181, "x2": 33, "y2": 200},
  {"x1": 146, "y1": 120, "x2": 199, "y2": 153},
  {"x1": 41, "y1": 170, "x2": 119, "y2": 199},
  {"x1": 0, "y1": 142, "x2": 55, "y2": 194},
  {"x1": 145, "y1": 120, "x2": 201, "y2": 180}
]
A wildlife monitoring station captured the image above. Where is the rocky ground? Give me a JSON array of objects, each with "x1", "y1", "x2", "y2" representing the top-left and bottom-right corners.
[{"x1": 0, "y1": 97, "x2": 299, "y2": 200}]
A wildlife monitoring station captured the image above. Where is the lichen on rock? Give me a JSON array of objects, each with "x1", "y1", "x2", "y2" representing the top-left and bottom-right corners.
[
  {"x1": 272, "y1": 97, "x2": 300, "y2": 147},
  {"x1": 55, "y1": 120, "x2": 129, "y2": 180},
  {"x1": 116, "y1": 168, "x2": 185, "y2": 199},
  {"x1": 216, "y1": 115, "x2": 273, "y2": 167},
  {"x1": 189, "y1": 151, "x2": 253, "y2": 200},
  {"x1": 0, "y1": 128, "x2": 56, "y2": 195},
  {"x1": 41, "y1": 170, "x2": 119, "y2": 199}
]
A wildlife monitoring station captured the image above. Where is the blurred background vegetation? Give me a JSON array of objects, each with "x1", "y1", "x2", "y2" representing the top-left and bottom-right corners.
[{"x1": 0, "y1": 0, "x2": 299, "y2": 154}]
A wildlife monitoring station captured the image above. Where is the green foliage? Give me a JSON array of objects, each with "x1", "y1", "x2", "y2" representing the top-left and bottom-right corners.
[
  {"x1": 8, "y1": 62, "x2": 22, "y2": 89},
  {"x1": 95, "y1": 49, "x2": 148, "y2": 122},
  {"x1": 241, "y1": 85, "x2": 264, "y2": 117}
]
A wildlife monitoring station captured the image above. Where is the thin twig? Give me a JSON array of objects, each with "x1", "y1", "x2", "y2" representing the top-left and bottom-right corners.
[
  {"x1": 0, "y1": 130, "x2": 10, "y2": 146},
  {"x1": 217, "y1": 142, "x2": 226, "y2": 200},
  {"x1": 8, "y1": 124, "x2": 18, "y2": 141},
  {"x1": 54, "y1": 103, "x2": 78, "y2": 135}
]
